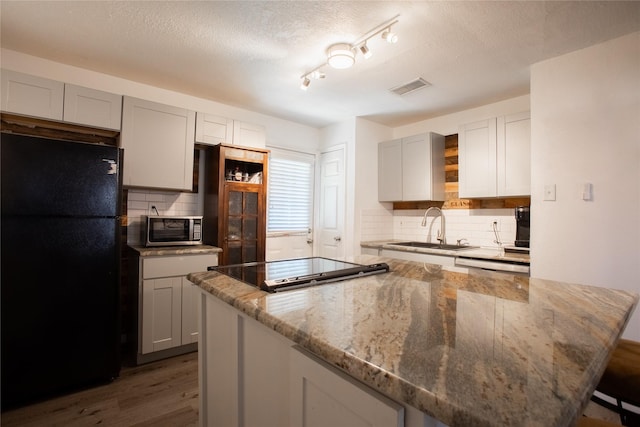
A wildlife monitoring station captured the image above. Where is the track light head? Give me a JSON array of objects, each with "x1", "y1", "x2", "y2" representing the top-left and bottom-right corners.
[
  {"x1": 382, "y1": 28, "x2": 398, "y2": 43},
  {"x1": 327, "y1": 43, "x2": 355, "y2": 69},
  {"x1": 310, "y1": 70, "x2": 326, "y2": 79},
  {"x1": 300, "y1": 77, "x2": 310, "y2": 90},
  {"x1": 359, "y1": 43, "x2": 372, "y2": 59}
]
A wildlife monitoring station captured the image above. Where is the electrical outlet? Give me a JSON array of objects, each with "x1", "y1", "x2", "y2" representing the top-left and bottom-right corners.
[{"x1": 149, "y1": 205, "x2": 157, "y2": 215}]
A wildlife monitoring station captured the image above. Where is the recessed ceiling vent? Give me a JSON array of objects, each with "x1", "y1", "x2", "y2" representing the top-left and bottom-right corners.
[{"x1": 390, "y1": 78, "x2": 431, "y2": 96}]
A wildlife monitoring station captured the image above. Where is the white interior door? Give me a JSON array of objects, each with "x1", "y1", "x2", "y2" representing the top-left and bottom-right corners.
[
  {"x1": 265, "y1": 148, "x2": 315, "y2": 261},
  {"x1": 318, "y1": 147, "x2": 345, "y2": 260}
]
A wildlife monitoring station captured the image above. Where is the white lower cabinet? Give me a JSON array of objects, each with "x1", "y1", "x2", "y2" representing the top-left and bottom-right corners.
[
  {"x1": 379, "y1": 248, "x2": 455, "y2": 267},
  {"x1": 180, "y1": 277, "x2": 200, "y2": 345},
  {"x1": 199, "y1": 291, "x2": 438, "y2": 427},
  {"x1": 142, "y1": 276, "x2": 201, "y2": 353},
  {"x1": 142, "y1": 277, "x2": 182, "y2": 353},
  {"x1": 290, "y1": 346, "x2": 404, "y2": 427},
  {"x1": 136, "y1": 252, "x2": 217, "y2": 363}
]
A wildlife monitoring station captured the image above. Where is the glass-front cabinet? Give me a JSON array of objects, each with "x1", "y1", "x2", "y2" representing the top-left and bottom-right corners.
[
  {"x1": 204, "y1": 144, "x2": 268, "y2": 265},
  {"x1": 225, "y1": 187, "x2": 260, "y2": 264}
]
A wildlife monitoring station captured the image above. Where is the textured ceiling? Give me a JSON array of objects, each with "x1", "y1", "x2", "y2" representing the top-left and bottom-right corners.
[{"x1": 1, "y1": 1, "x2": 639, "y2": 128}]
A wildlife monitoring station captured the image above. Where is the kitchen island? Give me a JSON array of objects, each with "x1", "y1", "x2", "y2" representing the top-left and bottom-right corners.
[{"x1": 187, "y1": 256, "x2": 637, "y2": 427}]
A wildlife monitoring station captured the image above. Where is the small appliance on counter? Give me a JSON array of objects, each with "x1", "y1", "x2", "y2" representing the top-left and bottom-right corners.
[
  {"x1": 143, "y1": 215, "x2": 203, "y2": 247},
  {"x1": 514, "y1": 206, "x2": 530, "y2": 248}
]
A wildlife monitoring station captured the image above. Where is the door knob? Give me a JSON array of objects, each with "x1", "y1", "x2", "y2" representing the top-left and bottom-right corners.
[{"x1": 334, "y1": 236, "x2": 342, "y2": 242}]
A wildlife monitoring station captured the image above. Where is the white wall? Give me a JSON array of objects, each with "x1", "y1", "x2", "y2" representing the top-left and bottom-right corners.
[
  {"x1": 530, "y1": 32, "x2": 640, "y2": 341},
  {"x1": 393, "y1": 95, "x2": 530, "y2": 139},
  {"x1": 354, "y1": 118, "x2": 394, "y2": 256}
]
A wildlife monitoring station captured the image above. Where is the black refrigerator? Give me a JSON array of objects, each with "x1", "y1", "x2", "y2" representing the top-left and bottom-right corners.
[{"x1": 1, "y1": 133, "x2": 122, "y2": 410}]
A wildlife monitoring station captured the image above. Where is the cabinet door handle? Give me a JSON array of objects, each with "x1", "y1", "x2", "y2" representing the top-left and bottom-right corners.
[{"x1": 334, "y1": 236, "x2": 342, "y2": 242}]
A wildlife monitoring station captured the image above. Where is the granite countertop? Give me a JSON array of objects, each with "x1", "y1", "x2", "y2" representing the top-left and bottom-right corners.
[
  {"x1": 187, "y1": 255, "x2": 637, "y2": 427},
  {"x1": 362, "y1": 240, "x2": 530, "y2": 264},
  {"x1": 129, "y1": 244, "x2": 222, "y2": 257}
]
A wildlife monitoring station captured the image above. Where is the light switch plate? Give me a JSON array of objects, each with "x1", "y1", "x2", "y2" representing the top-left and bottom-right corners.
[
  {"x1": 544, "y1": 184, "x2": 556, "y2": 201},
  {"x1": 582, "y1": 183, "x2": 593, "y2": 201}
]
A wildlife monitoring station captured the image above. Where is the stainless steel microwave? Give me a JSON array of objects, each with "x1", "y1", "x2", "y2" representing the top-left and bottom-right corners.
[{"x1": 143, "y1": 216, "x2": 203, "y2": 247}]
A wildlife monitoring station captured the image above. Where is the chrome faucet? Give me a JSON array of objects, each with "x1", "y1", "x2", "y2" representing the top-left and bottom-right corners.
[{"x1": 421, "y1": 207, "x2": 446, "y2": 244}]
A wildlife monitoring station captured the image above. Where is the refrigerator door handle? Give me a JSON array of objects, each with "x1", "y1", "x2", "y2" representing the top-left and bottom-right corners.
[{"x1": 102, "y1": 158, "x2": 118, "y2": 175}]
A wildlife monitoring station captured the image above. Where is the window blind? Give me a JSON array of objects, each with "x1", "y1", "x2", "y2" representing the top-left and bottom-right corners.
[{"x1": 268, "y1": 150, "x2": 314, "y2": 233}]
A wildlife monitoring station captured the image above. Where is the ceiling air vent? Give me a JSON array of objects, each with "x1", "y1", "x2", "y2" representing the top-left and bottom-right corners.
[{"x1": 390, "y1": 78, "x2": 431, "y2": 96}]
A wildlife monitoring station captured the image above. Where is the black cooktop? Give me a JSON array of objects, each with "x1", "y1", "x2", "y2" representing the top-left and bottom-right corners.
[{"x1": 208, "y1": 257, "x2": 389, "y2": 293}]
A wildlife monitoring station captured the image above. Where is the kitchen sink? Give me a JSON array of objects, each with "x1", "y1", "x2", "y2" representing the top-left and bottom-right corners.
[{"x1": 389, "y1": 241, "x2": 476, "y2": 251}]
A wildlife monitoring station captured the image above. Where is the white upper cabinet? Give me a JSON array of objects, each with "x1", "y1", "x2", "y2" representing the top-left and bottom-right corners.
[
  {"x1": 378, "y1": 139, "x2": 403, "y2": 202},
  {"x1": 458, "y1": 112, "x2": 530, "y2": 198},
  {"x1": 195, "y1": 113, "x2": 266, "y2": 149},
  {"x1": 1, "y1": 69, "x2": 64, "y2": 120},
  {"x1": 458, "y1": 118, "x2": 497, "y2": 198},
  {"x1": 378, "y1": 133, "x2": 445, "y2": 202},
  {"x1": 1, "y1": 70, "x2": 122, "y2": 130},
  {"x1": 233, "y1": 120, "x2": 266, "y2": 148},
  {"x1": 497, "y1": 112, "x2": 531, "y2": 196},
  {"x1": 121, "y1": 96, "x2": 196, "y2": 191},
  {"x1": 63, "y1": 84, "x2": 122, "y2": 130},
  {"x1": 195, "y1": 112, "x2": 233, "y2": 145},
  {"x1": 402, "y1": 133, "x2": 445, "y2": 201}
]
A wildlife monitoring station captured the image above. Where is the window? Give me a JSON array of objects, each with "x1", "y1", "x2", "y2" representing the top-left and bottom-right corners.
[{"x1": 267, "y1": 149, "x2": 314, "y2": 234}]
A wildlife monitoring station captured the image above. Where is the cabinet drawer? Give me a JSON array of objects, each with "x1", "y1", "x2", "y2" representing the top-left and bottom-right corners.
[{"x1": 142, "y1": 254, "x2": 218, "y2": 279}]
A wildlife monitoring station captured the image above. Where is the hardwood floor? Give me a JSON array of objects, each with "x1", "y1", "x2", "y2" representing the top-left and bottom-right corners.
[
  {"x1": 1, "y1": 348, "x2": 627, "y2": 426},
  {"x1": 1, "y1": 351, "x2": 198, "y2": 427}
]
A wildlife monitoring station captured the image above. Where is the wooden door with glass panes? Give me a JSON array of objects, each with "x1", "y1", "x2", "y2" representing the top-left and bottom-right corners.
[{"x1": 223, "y1": 183, "x2": 263, "y2": 265}]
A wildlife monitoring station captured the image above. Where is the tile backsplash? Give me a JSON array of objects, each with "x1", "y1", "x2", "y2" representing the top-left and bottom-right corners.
[
  {"x1": 361, "y1": 207, "x2": 517, "y2": 248},
  {"x1": 126, "y1": 189, "x2": 202, "y2": 245},
  {"x1": 127, "y1": 192, "x2": 516, "y2": 248}
]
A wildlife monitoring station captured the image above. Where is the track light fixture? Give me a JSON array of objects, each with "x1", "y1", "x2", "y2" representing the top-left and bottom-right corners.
[
  {"x1": 299, "y1": 14, "x2": 399, "y2": 90},
  {"x1": 359, "y1": 43, "x2": 372, "y2": 59},
  {"x1": 382, "y1": 27, "x2": 398, "y2": 43},
  {"x1": 327, "y1": 43, "x2": 356, "y2": 69}
]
